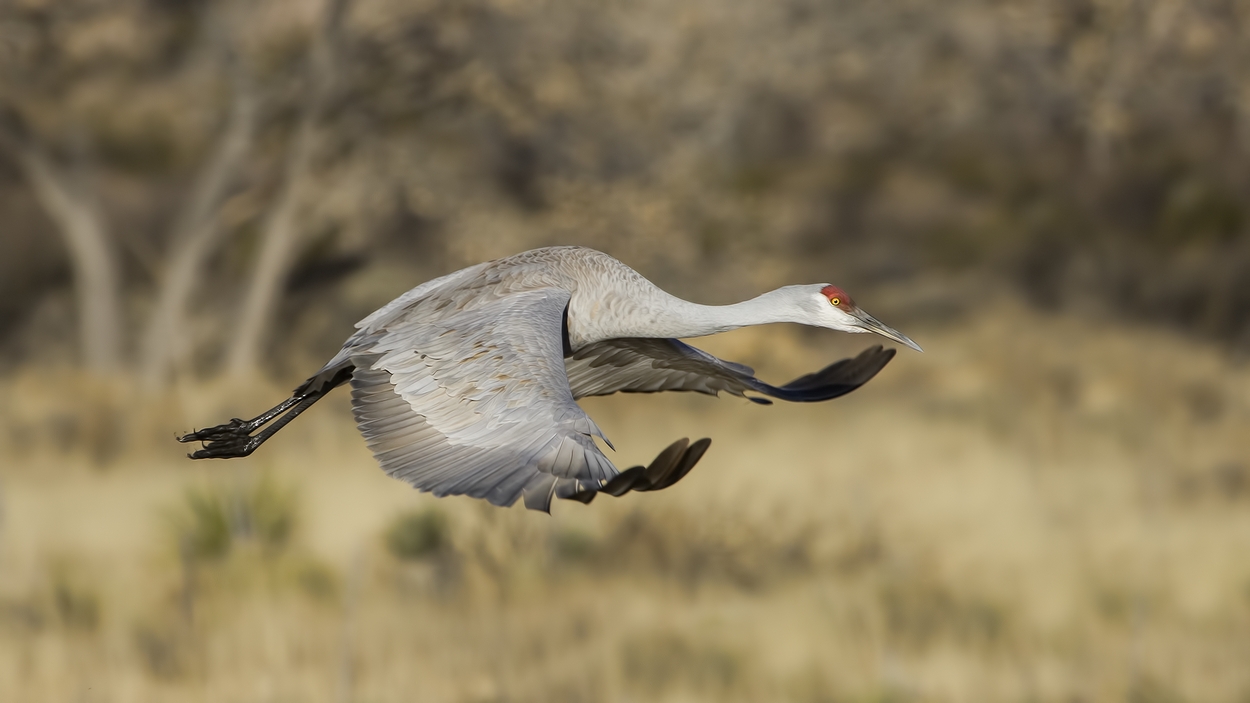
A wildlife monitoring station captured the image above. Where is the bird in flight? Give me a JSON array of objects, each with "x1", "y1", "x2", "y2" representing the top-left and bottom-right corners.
[{"x1": 180, "y1": 246, "x2": 920, "y2": 511}]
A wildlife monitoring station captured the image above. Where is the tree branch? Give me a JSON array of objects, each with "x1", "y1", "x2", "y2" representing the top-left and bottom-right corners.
[
  {"x1": 1, "y1": 109, "x2": 124, "y2": 373},
  {"x1": 225, "y1": 0, "x2": 351, "y2": 377},
  {"x1": 140, "y1": 65, "x2": 259, "y2": 390}
]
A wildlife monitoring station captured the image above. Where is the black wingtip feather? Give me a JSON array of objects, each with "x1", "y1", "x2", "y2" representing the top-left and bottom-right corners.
[
  {"x1": 560, "y1": 437, "x2": 712, "y2": 504},
  {"x1": 640, "y1": 437, "x2": 690, "y2": 487},
  {"x1": 767, "y1": 345, "x2": 895, "y2": 402},
  {"x1": 649, "y1": 437, "x2": 710, "y2": 490}
]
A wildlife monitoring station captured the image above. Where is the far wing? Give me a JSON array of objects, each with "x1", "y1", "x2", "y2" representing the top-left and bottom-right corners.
[
  {"x1": 565, "y1": 339, "x2": 895, "y2": 405},
  {"x1": 351, "y1": 288, "x2": 617, "y2": 512}
]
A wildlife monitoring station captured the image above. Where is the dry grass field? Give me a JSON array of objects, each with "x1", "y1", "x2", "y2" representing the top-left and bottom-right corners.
[{"x1": 2, "y1": 292, "x2": 1248, "y2": 703}]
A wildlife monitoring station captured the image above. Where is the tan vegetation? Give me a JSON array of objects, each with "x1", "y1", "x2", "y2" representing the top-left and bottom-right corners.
[
  {"x1": 2, "y1": 0, "x2": 1249, "y2": 700},
  {"x1": 3, "y1": 301, "x2": 1250, "y2": 702}
]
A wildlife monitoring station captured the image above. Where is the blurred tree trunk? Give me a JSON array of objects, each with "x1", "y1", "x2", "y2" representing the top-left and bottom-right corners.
[
  {"x1": 226, "y1": 0, "x2": 349, "y2": 378},
  {"x1": 140, "y1": 72, "x2": 258, "y2": 391},
  {"x1": 3, "y1": 130, "x2": 123, "y2": 373}
]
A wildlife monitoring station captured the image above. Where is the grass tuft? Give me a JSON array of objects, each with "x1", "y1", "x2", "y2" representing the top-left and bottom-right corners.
[{"x1": 165, "y1": 474, "x2": 297, "y2": 562}]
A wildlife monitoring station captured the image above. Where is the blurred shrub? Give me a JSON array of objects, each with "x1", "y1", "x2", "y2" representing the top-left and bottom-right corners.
[
  {"x1": 620, "y1": 631, "x2": 748, "y2": 698},
  {"x1": 52, "y1": 577, "x2": 99, "y2": 632},
  {"x1": 383, "y1": 507, "x2": 449, "y2": 561},
  {"x1": 596, "y1": 508, "x2": 816, "y2": 590},
  {"x1": 878, "y1": 574, "x2": 1009, "y2": 650},
  {"x1": 0, "y1": 598, "x2": 45, "y2": 633},
  {"x1": 290, "y1": 556, "x2": 340, "y2": 602},
  {"x1": 166, "y1": 474, "x2": 296, "y2": 562},
  {"x1": 1127, "y1": 676, "x2": 1187, "y2": 703},
  {"x1": 132, "y1": 621, "x2": 189, "y2": 680},
  {"x1": 548, "y1": 526, "x2": 599, "y2": 565},
  {"x1": 1172, "y1": 461, "x2": 1250, "y2": 504},
  {"x1": 0, "y1": 580, "x2": 99, "y2": 636}
]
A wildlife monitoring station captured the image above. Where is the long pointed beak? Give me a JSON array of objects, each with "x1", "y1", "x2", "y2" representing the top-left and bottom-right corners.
[{"x1": 850, "y1": 309, "x2": 923, "y2": 352}]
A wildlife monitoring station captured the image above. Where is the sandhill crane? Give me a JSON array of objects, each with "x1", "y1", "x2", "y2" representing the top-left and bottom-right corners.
[{"x1": 180, "y1": 246, "x2": 920, "y2": 511}]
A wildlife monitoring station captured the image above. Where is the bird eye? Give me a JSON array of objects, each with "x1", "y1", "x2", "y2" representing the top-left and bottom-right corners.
[{"x1": 829, "y1": 297, "x2": 840, "y2": 306}]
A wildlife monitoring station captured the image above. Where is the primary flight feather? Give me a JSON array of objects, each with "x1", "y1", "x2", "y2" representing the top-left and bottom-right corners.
[{"x1": 180, "y1": 246, "x2": 920, "y2": 511}]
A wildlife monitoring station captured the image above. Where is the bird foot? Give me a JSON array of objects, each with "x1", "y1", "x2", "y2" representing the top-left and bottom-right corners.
[
  {"x1": 178, "y1": 419, "x2": 261, "y2": 459},
  {"x1": 178, "y1": 417, "x2": 259, "y2": 443}
]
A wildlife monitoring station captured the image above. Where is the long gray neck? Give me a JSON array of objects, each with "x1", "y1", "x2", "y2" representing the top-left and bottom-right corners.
[{"x1": 585, "y1": 286, "x2": 808, "y2": 342}]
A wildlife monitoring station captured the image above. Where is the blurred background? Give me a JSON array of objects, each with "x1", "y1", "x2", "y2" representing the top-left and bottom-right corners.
[{"x1": 2, "y1": 0, "x2": 1249, "y2": 700}]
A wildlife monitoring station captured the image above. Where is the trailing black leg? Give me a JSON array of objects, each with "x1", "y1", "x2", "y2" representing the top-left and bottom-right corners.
[
  {"x1": 179, "y1": 392, "x2": 322, "y2": 459},
  {"x1": 179, "y1": 362, "x2": 355, "y2": 460},
  {"x1": 180, "y1": 396, "x2": 302, "y2": 443}
]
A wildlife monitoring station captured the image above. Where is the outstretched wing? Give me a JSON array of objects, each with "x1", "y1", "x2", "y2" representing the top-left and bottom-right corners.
[
  {"x1": 350, "y1": 288, "x2": 617, "y2": 512},
  {"x1": 565, "y1": 340, "x2": 895, "y2": 405}
]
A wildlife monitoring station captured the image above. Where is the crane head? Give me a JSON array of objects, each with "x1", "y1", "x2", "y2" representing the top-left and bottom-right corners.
[{"x1": 817, "y1": 284, "x2": 923, "y2": 351}]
